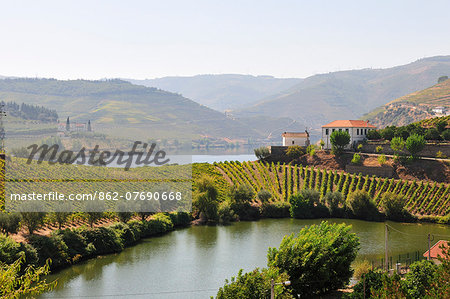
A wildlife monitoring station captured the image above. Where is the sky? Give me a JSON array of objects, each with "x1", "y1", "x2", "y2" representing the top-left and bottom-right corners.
[{"x1": 1, "y1": 0, "x2": 450, "y2": 80}]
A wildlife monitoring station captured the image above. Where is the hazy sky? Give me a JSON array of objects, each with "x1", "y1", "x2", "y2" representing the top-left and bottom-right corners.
[{"x1": 1, "y1": 0, "x2": 450, "y2": 79}]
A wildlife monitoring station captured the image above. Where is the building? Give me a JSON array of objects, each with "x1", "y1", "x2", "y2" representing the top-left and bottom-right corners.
[
  {"x1": 282, "y1": 131, "x2": 310, "y2": 146},
  {"x1": 423, "y1": 240, "x2": 449, "y2": 265},
  {"x1": 432, "y1": 106, "x2": 446, "y2": 115},
  {"x1": 321, "y1": 120, "x2": 376, "y2": 149}
]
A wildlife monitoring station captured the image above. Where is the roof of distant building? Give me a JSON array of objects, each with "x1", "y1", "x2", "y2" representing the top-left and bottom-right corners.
[
  {"x1": 322, "y1": 120, "x2": 376, "y2": 128},
  {"x1": 423, "y1": 240, "x2": 449, "y2": 259},
  {"x1": 282, "y1": 132, "x2": 309, "y2": 138}
]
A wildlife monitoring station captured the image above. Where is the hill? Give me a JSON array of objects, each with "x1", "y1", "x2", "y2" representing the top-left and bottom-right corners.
[
  {"x1": 126, "y1": 74, "x2": 302, "y2": 111},
  {"x1": 364, "y1": 79, "x2": 450, "y2": 127},
  {"x1": 235, "y1": 56, "x2": 450, "y2": 130},
  {"x1": 0, "y1": 78, "x2": 265, "y2": 142}
]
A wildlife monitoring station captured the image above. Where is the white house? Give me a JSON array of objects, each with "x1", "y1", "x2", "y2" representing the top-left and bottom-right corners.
[
  {"x1": 321, "y1": 120, "x2": 376, "y2": 149},
  {"x1": 432, "y1": 106, "x2": 446, "y2": 115},
  {"x1": 282, "y1": 131, "x2": 310, "y2": 146}
]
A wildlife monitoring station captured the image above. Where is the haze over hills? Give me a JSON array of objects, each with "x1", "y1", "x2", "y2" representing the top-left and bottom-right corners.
[
  {"x1": 363, "y1": 78, "x2": 450, "y2": 127},
  {"x1": 0, "y1": 78, "x2": 266, "y2": 142},
  {"x1": 234, "y1": 56, "x2": 450, "y2": 129},
  {"x1": 127, "y1": 75, "x2": 302, "y2": 111}
]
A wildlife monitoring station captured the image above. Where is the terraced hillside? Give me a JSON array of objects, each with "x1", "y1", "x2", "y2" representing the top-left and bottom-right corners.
[{"x1": 213, "y1": 161, "x2": 449, "y2": 216}]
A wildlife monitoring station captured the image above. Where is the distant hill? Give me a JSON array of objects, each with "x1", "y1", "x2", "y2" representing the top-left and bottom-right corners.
[
  {"x1": 0, "y1": 78, "x2": 265, "y2": 141},
  {"x1": 126, "y1": 74, "x2": 302, "y2": 111},
  {"x1": 235, "y1": 56, "x2": 450, "y2": 129},
  {"x1": 364, "y1": 79, "x2": 450, "y2": 127}
]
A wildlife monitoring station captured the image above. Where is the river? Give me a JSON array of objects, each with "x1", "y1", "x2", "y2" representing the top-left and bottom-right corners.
[{"x1": 41, "y1": 218, "x2": 450, "y2": 299}]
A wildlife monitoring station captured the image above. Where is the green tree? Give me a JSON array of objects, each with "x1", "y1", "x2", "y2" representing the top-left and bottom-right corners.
[
  {"x1": 229, "y1": 185, "x2": 257, "y2": 220},
  {"x1": 254, "y1": 146, "x2": 270, "y2": 160},
  {"x1": 0, "y1": 253, "x2": 56, "y2": 298},
  {"x1": 424, "y1": 127, "x2": 442, "y2": 140},
  {"x1": 404, "y1": 260, "x2": 438, "y2": 298},
  {"x1": 285, "y1": 145, "x2": 303, "y2": 159},
  {"x1": 390, "y1": 136, "x2": 405, "y2": 155},
  {"x1": 367, "y1": 130, "x2": 381, "y2": 140},
  {"x1": 20, "y1": 211, "x2": 46, "y2": 235},
  {"x1": 436, "y1": 120, "x2": 447, "y2": 133},
  {"x1": 330, "y1": 130, "x2": 350, "y2": 155},
  {"x1": 443, "y1": 129, "x2": 450, "y2": 141},
  {"x1": 406, "y1": 134, "x2": 426, "y2": 158},
  {"x1": 257, "y1": 189, "x2": 272, "y2": 203},
  {"x1": 346, "y1": 190, "x2": 381, "y2": 221},
  {"x1": 381, "y1": 192, "x2": 413, "y2": 222},
  {"x1": 193, "y1": 175, "x2": 219, "y2": 222},
  {"x1": 289, "y1": 189, "x2": 324, "y2": 219},
  {"x1": 323, "y1": 191, "x2": 344, "y2": 217},
  {"x1": 267, "y1": 222, "x2": 360, "y2": 297},
  {"x1": 0, "y1": 213, "x2": 22, "y2": 236},
  {"x1": 381, "y1": 126, "x2": 396, "y2": 140}
]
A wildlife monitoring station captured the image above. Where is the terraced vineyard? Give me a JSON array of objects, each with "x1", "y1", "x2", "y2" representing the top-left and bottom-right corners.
[{"x1": 214, "y1": 161, "x2": 450, "y2": 216}]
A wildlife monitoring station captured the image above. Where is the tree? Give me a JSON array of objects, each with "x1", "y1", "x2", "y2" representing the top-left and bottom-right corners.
[
  {"x1": 438, "y1": 75, "x2": 448, "y2": 83},
  {"x1": 381, "y1": 126, "x2": 396, "y2": 141},
  {"x1": 436, "y1": 120, "x2": 447, "y2": 133},
  {"x1": 366, "y1": 130, "x2": 381, "y2": 140},
  {"x1": 87, "y1": 120, "x2": 92, "y2": 132},
  {"x1": 53, "y1": 212, "x2": 70, "y2": 230},
  {"x1": 254, "y1": 147, "x2": 270, "y2": 160},
  {"x1": 0, "y1": 253, "x2": 56, "y2": 298},
  {"x1": 267, "y1": 222, "x2": 360, "y2": 297},
  {"x1": 285, "y1": 145, "x2": 304, "y2": 159},
  {"x1": 0, "y1": 213, "x2": 22, "y2": 236},
  {"x1": 346, "y1": 190, "x2": 381, "y2": 221},
  {"x1": 404, "y1": 260, "x2": 438, "y2": 298},
  {"x1": 406, "y1": 134, "x2": 426, "y2": 158},
  {"x1": 443, "y1": 129, "x2": 450, "y2": 141},
  {"x1": 20, "y1": 211, "x2": 46, "y2": 235},
  {"x1": 257, "y1": 189, "x2": 272, "y2": 203},
  {"x1": 330, "y1": 131, "x2": 350, "y2": 155},
  {"x1": 193, "y1": 175, "x2": 219, "y2": 222},
  {"x1": 229, "y1": 185, "x2": 257, "y2": 220},
  {"x1": 390, "y1": 137, "x2": 405, "y2": 155},
  {"x1": 289, "y1": 189, "x2": 328, "y2": 218},
  {"x1": 381, "y1": 192, "x2": 413, "y2": 222},
  {"x1": 66, "y1": 116, "x2": 70, "y2": 131},
  {"x1": 323, "y1": 191, "x2": 344, "y2": 217},
  {"x1": 424, "y1": 128, "x2": 442, "y2": 141}
]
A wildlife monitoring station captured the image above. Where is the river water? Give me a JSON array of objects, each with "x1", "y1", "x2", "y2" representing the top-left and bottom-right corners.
[{"x1": 42, "y1": 218, "x2": 450, "y2": 299}]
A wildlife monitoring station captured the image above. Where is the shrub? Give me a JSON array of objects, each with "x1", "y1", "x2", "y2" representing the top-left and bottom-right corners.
[
  {"x1": 285, "y1": 145, "x2": 304, "y2": 159},
  {"x1": 352, "y1": 260, "x2": 372, "y2": 280},
  {"x1": 381, "y1": 126, "x2": 396, "y2": 140},
  {"x1": 320, "y1": 139, "x2": 325, "y2": 149},
  {"x1": 424, "y1": 127, "x2": 442, "y2": 141},
  {"x1": 357, "y1": 144, "x2": 363, "y2": 152},
  {"x1": 229, "y1": 185, "x2": 257, "y2": 220},
  {"x1": 330, "y1": 131, "x2": 350, "y2": 155},
  {"x1": 406, "y1": 134, "x2": 426, "y2": 158},
  {"x1": 404, "y1": 260, "x2": 438, "y2": 299},
  {"x1": 145, "y1": 213, "x2": 174, "y2": 236},
  {"x1": 350, "y1": 270, "x2": 385, "y2": 298},
  {"x1": 254, "y1": 146, "x2": 270, "y2": 160},
  {"x1": 435, "y1": 119, "x2": 447, "y2": 132},
  {"x1": 28, "y1": 234, "x2": 70, "y2": 269},
  {"x1": 257, "y1": 189, "x2": 272, "y2": 203},
  {"x1": 267, "y1": 222, "x2": 360, "y2": 297},
  {"x1": 381, "y1": 192, "x2": 414, "y2": 222},
  {"x1": 0, "y1": 213, "x2": 21, "y2": 236},
  {"x1": 260, "y1": 202, "x2": 290, "y2": 218},
  {"x1": 390, "y1": 136, "x2": 405, "y2": 154},
  {"x1": 168, "y1": 212, "x2": 191, "y2": 227},
  {"x1": 442, "y1": 129, "x2": 450, "y2": 141},
  {"x1": 127, "y1": 219, "x2": 145, "y2": 240},
  {"x1": 109, "y1": 222, "x2": 139, "y2": 247},
  {"x1": 323, "y1": 191, "x2": 345, "y2": 217},
  {"x1": 52, "y1": 229, "x2": 89, "y2": 261},
  {"x1": 193, "y1": 175, "x2": 219, "y2": 222},
  {"x1": 306, "y1": 145, "x2": 316, "y2": 157},
  {"x1": 289, "y1": 189, "x2": 327, "y2": 219},
  {"x1": 351, "y1": 153, "x2": 361, "y2": 165},
  {"x1": 367, "y1": 130, "x2": 381, "y2": 140},
  {"x1": 377, "y1": 153, "x2": 387, "y2": 165},
  {"x1": 436, "y1": 150, "x2": 447, "y2": 159},
  {"x1": 375, "y1": 145, "x2": 383, "y2": 153},
  {"x1": 346, "y1": 190, "x2": 381, "y2": 221},
  {"x1": 78, "y1": 226, "x2": 124, "y2": 255},
  {"x1": 0, "y1": 234, "x2": 38, "y2": 265},
  {"x1": 217, "y1": 201, "x2": 237, "y2": 224},
  {"x1": 216, "y1": 268, "x2": 292, "y2": 299}
]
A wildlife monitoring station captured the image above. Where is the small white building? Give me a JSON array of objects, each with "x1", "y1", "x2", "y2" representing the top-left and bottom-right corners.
[
  {"x1": 321, "y1": 120, "x2": 376, "y2": 149},
  {"x1": 432, "y1": 106, "x2": 446, "y2": 115},
  {"x1": 282, "y1": 131, "x2": 310, "y2": 146}
]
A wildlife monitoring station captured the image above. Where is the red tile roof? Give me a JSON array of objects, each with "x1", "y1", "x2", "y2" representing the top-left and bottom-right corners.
[
  {"x1": 423, "y1": 240, "x2": 449, "y2": 259},
  {"x1": 322, "y1": 120, "x2": 376, "y2": 128},
  {"x1": 282, "y1": 132, "x2": 309, "y2": 138}
]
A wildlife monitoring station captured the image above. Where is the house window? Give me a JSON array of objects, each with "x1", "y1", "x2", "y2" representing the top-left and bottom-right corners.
[
  {"x1": 357, "y1": 129, "x2": 359, "y2": 135},
  {"x1": 332, "y1": 129, "x2": 335, "y2": 132},
  {"x1": 326, "y1": 129, "x2": 329, "y2": 135},
  {"x1": 292, "y1": 140, "x2": 294, "y2": 145},
  {"x1": 365, "y1": 129, "x2": 367, "y2": 135}
]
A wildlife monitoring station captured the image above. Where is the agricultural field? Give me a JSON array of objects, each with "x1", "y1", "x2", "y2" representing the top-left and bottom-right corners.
[{"x1": 213, "y1": 161, "x2": 450, "y2": 217}]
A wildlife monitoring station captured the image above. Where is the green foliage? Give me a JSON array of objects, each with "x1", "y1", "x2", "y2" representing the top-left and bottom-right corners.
[
  {"x1": 424, "y1": 127, "x2": 442, "y2": 140},
  {"x1": 351, "y1": 153, "x2": 362, "y2": 165},
  {"x1": 406, "y1": 134, "x2": 426, "y2": 158},
  {"x1": 260, "y1": 202, "x2": 291, "y2": 218},
  {"x1": 193, "y1": 175, "x2": 219, "y2": 222},
  {"x1": 377, "y1": 153, "x2": 387, "y2": 165},
  {"x1": 257, "y1": 189, "x2": 272, "y2": 203},
  {"x1": 306, "y1": 144, "x2": 316, "y2": 157},
  {"x1": 404, "y1": 260, "x2": 438, "y2": 299},
  {"x1": 289, "y1": 189, "x2": 328, "y2": 219},
  {"x1": 352, "y1": 260, "x2": 372, "y2": 280},
  {"x1": 0, "y1": 213, "x2": 22, "y2": 236},
  {"x1": 381, "y1": 192, "x2": 414, "y2": 222},
  {"x1": 435, "y1": 120, "x2": 447, "y2": 132},
  {"x1": 217, "y1": 201, "x2": 237, "y2": 224},
  {"x1": 229, "y1": 185, "x2": 258, "y2": 220},
  {"x1": 376, "y1": 145, "x2": 383, "y2": 153},
  {"x1": 330, "y1": 130, "x2": 350, "y2": 155},
  {"x1": 0, "y1": 234, "x2": 38, "y2": 266},
  {"x1": 367, "y1": 130, "x2": 382, "y2": 140},
  {"x1": 20, "y1": 211, "x2": 46, "y2": 235},
  {"x1": 346, "y1": 190, "x2": 381, "y2": 221},
  {"x1": 390, "y1": 136, "x2": 405, "y2": 154},
  {"x1": 267, "y1": 222, "x2": 360, "y2": 297},
  {"x1": 28, "y1": 234, "x2": 70, "y2": 269},
  {"x1": 323, "y1": 191, "x2": 345, "y2": 217},
  {"x1": 216, "y1": 268, "x2": 292, "y2": 299},
  {"x1": 254, "y1": 146, "x2": 270, "y2": 160},
  {"x1": 52, "y1": 229, "x2": 90, "y2": 261},
  {"x1": 52, "y1": 211, "x2": 70, "y2": 230},
  {"x1": 78, "y1": 226, "x2": 124, "y2": 255},
  {"x1": 381, "y1": 126, "x2": 396, "y2": 140},
  {"x1": 285, "y1": 145, "x2": 304, "y2": 159},
  {"x1": 442, "y1": 129, "x2": 450, "y2": 141},
  {"x1": 0, "y1": 253, "x2": 56, "y2": 298}
]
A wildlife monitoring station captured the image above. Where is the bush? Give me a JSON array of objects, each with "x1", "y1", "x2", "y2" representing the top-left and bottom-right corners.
[
  {"x1": 376, "y1": 145, "x2": 383, "y2": 153},
  {"x1": 436, "y1": 150, "x2": 447, "y2": 158},
  {"x1": 390, "y1": 136, "x2": 405, "y2": 154},
  {"x1": 323, "y1": 191, "x2": 345, "y2": 217},
  {"x1": 229, "y1": 185, "x2": 258, "y2": 220},
  {"x1": 406, "y1": 134, "x2": 426, "y2": 158},
  {"x1": 442, "y1": 129, "x2": 450, "y2": 141},
  {"x1": 289, "y1": 189, "x2": 328, "y2": 219},
  {"x1": 254, "y1": 146, "x2": 270, "y2": 160},
  {"x1": 351, "y1": 153, "x2": 361, "y2": 165},
  {"x1": 350, "y1": 270, "x2": 384, "y2": 298},
  {"x1": 306, "y1": 145, "x2": 316, "y2": 157},
  {"x1": 110, "y1": 222, "x2": 139, "y2": 247},
  {"x1": 381, "y1": 192, "x2": 415, "y2": 222},
  {"x1": 352, "y1": 260, "x2": 372, "y2": 280},
  {"x1": 78, "y1": 226, "x2": 124, "y2": 255},
  {"x1": 404, "y1": 260, "x2": 438, "y2": 299},
  {"x1": 217, "y1": 201, "x2": 237, "y2": 224},
  {"x1": 424, "y1": 127, "x2": 442, "y2": 141},
  {"x1": 381, "y1": 126, "x2": 396, "y2": 140},
  {"x1": 145, "y1": 213, "x2": 174, "y2": 236},
  {"x1": 216, "y1": 268, "x2": 292, "y2": 299},
  {"x1": 346, "y1": 190, "x2": 381, "y2": 221},
  {"x1": 285, "y1": 145, "x2": 304, "y2": 159},
  {"x1": 52, "y1": 229, "x2": 90, "y2": 261},
  {"x1": 257, "y1": 189, "x2": 272, "y2": 203},
  {"x1": 367, "y1": 130, "x2": 381, "y2": 140},
  {"x1": 377, "y1": 153, "x2": 387, "y2": 165},
  {"x1": 0, "y1": 213, "x2": 21, "y2": 236},
  {"x1": 330, "y1": 131, "x2": 350, "y2": 155},
  {"x1": 0, "y1": 234, "x2": 38, "y2": 265},
  {"x1": 167, "y1": 212, "x2": 191, "y2": 227},
  {"x1": 28, "y1": 234, "x2": 70, "y2": 269},
  {"x1": 267, "y1": 221, "x2": 360, "y2": 297},
  {"x1": 260, "y1": 202, "x2": 290, "y2": 218}
]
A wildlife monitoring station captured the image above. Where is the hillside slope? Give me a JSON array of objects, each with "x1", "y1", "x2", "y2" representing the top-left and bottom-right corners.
[
  {"x1": 127, "y1": 74, "x2": 302, "y2": 111},
  {"x1": 236, "y1": 56, "x2": 450, "y2": 129},
  {"x1": 364, "y1": 79, "x2": 450, "y2": 127},
  {"x1": 0, "y1": 78, "x2": 263, "y2": 141}
]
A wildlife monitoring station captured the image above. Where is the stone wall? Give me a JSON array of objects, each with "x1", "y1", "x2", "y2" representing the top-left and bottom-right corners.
[
  {"x1": 361, "y1": 143, "x2": 450, "y2": 158},
  {"x1": 345, "y1": 164, "x2": 394, "y2": 178}
]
